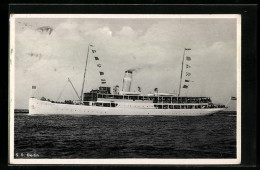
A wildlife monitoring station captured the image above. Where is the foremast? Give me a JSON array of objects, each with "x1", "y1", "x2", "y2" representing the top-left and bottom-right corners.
[{"x1": 80, "y1": 44, "x2": 91, "y2": 103}]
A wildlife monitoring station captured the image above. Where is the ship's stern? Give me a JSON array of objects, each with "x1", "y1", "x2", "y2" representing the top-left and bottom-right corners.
[{"x1": 29, "y1": 97, "x2": 37, "y2": 115}]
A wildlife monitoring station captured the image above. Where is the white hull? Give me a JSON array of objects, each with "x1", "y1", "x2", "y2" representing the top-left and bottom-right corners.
[{"x1": 29, "y1": 98, "x2": 225, "y2": 116}]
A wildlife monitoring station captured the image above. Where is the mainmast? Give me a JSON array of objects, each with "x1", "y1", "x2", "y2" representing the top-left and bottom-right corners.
[
  {"x1": 80, "y1": 44, "x2": 91, "y2": 103},
  {"x1": 178, "y1": 48, "x2": 191, "y2": 97}
]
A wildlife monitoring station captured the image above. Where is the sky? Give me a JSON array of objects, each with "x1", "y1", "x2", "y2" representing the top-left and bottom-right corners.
[{"x1": 13, "y1": 16, "x2": 238, "y2": 109}]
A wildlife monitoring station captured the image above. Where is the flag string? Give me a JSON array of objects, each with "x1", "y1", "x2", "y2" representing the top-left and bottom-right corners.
[
  {"x1": 183, "y1": 51, "x2": 192, "y2": 90},
  {"x1": 91, "y1": 46, "x2": 107, "y2": 86}
]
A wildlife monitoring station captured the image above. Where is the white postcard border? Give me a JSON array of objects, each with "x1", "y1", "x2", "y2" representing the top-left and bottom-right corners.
[{"x1": 9, "y1": 14, "x2": 241, "y2": 165}]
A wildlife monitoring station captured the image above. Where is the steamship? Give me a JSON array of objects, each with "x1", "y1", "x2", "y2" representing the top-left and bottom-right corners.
[{"x1": 29, "y1": 45, "x2": 226, "y2": 116}]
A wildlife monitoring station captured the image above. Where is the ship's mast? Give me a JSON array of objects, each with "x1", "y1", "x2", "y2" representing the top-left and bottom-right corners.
[
  {"x1": 178, "y1": 48, "x2": 191, "y2": 97},
  {"x1": 80, "y1": 44, "x2": 91, "y2": 103}
]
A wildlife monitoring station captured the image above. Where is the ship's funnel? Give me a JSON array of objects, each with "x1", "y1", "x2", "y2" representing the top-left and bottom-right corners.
[{"x1": 122, "y1": 70, "x2": 133, "y2": 92}]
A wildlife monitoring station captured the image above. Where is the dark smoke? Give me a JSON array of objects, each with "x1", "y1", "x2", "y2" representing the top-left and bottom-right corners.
[
  {"x1": 126, "y1": 68, "x2": 141, "y2": 73},
  {"x1": 126, "y1": 63, "x2": 153, "y2": 73}
]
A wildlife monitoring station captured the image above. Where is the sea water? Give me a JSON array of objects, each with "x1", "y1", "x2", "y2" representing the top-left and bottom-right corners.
[{"x1": 14, "y1": 112, "x2": 236, "y2": 158}]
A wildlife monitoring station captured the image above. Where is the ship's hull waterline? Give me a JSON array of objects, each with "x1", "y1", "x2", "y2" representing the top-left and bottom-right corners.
[{"x1": 29, "y1": 98, "x2": 225, "y2": 116}]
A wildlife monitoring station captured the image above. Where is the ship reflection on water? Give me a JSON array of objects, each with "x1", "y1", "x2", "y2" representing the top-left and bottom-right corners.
[{"x1": 14, "y1": 112, "x2": 236, "y2": 158}]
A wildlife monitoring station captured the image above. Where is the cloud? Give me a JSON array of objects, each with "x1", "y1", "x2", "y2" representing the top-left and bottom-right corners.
[
  {"x1": 14, "y1": 18, "x2": 238, "y2": 108},
  {"x1": 115, "y1": 26, "x2": 136, "y2": 38}
]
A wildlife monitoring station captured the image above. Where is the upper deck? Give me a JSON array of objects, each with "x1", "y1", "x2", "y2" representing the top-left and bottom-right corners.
[{"x1": 83, "y1": 92, "x2": 212, "y2": 104}]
